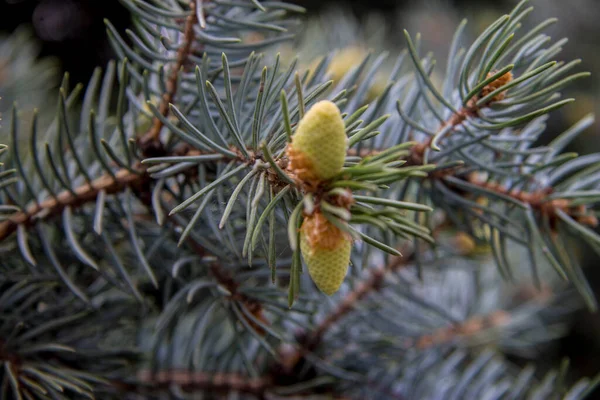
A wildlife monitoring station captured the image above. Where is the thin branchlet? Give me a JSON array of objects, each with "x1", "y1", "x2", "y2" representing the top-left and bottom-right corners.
[
  {"x1": 133, "y1": 369, "x2": 273, "y2": 395},
  {"x1": 0, "y1": 167, "x2": 148, "y2": 242},
  {"x1": 138, "y1": 1, "x2": 199, "y2": 153}
]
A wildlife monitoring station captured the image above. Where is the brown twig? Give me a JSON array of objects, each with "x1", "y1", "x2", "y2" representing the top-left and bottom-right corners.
[
  {"x1": 208, "y1": 262, "x2": 270, "y2": 335},
  {"x1": 411, "y1": 310, "x2": 511, "y2": 349},
  {"x1": 0, "y1": 167, "x2": 148, "y2": 242},
  {"x1": 410, "y1": 283, "x2": 553, "y2": 350},
  {"x1": 0, "y1": 339, "x2": 20, "y2": 367},
  {"x1": 138, "y1": 1, "x2": 199, "y2": 154},
  {"x1": 133, "y1": 369, "x2": 273, "y2": 396},
  {"x1": 126, "y1": 368, "x2": 353, "y2": 398},
  {"x1": 463, "y1": 173, "x2": 598, "y2": 227},
  {"x1": 156, "y1": 190, "x2": 270, "y2": 336}
]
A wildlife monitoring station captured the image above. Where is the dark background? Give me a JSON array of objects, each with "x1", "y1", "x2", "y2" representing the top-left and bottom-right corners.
[
  {"x1": 0, "y1": 0, "x2": 552, "y2": 85},
  {"x1": 1, "y1": 0, "x2": 599, "y2": 395}
]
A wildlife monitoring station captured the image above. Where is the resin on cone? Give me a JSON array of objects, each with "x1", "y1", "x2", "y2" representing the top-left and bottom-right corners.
[
  {"x1": 286, "y1": 100, "x2": 347, "y2": 184},
  {"x1": 300, "y1": 212, "x2": 351, "y2": 295}
]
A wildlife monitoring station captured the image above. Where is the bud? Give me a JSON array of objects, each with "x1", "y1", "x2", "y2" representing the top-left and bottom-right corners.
[
  {"x1": 286, "y1": 100, "x2": 347, "y2": 184},
  {"x1": 327, "y1": 47, "x2": 366, "y2": 82},
  {"x1": 480, "y1": 70, "x2": 513, "y2": 103},
  {"x1": 300, "y1": 211, "x2": 352, "y2": 295}
]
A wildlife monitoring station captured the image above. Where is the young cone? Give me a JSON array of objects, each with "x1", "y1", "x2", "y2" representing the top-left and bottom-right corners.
[
  {"x1": 300, "y1": 211, "x2": 352, "y2": 295},
  {"x1": 286, "y1": 100, "x2": 347, "y2": 184}
]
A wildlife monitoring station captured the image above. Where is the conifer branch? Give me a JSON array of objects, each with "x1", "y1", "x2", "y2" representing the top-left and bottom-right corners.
[
  {"x1": 297, "y1": 243, "x2": 415, "y2": 353},
  {"x1": 129, "y1": 368, "x2": 354, "y2": 399},
  {"x1": 139, "y1": 1, "x2": 198, "y2": 152},
  {"x1": 0, "y1": 166, "x2": 148, "y2": 242},
  {"x1": 292, "y1": 101, "x2": 479, "y2": 354},
  {"x1": 3, "y1": 2, "x2": 600, "y2": 397},
  {"x1": 289, "y1": 70, "x2": 589, "y2": 356},
  {"x1": 410, "y1": 285, "x2": 554, "y2": 349},
  {"x1": 401, "y1": 73, "x2": 599, "y2": 228},
  {"x1": 411, "y1": 310, "x2": 511, "y2": 349},
  {"x1": 461, "y1": 174, "x2": 598, "y2": 227},
  {"x1": 133, "y1": 369, "x2": 273, "y2": 396}
]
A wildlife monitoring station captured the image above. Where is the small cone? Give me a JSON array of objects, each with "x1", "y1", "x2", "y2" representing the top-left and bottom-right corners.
[
  {"x1": 300, "y1": 212, "x2": 351, "y2": 295},
  {"x1": 287, "y1": 100, "x2": 347, "y2": 183}
]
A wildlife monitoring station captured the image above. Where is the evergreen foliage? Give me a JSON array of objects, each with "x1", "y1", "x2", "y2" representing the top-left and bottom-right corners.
[{"x1": 1, "y1": 0, "x2": 599, "y2": 398}]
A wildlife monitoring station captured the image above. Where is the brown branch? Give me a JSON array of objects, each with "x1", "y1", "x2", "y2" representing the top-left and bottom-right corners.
[
  {"x1": 410, "y1": 284, "x2": 553, "y2": 350},
  {"x1": 410, "y1": 310, "x2": 511, "y2": 349},
  {"x1": 123, "y1": 368, "x2": 352, "y2": 398},
  {"x1": 130, "y1": 369, "x2": 273, "y2": 396},
  {"x1": 0, "y1": 167, "x2": 149, "y2": 243},
  {"x1": 209, "y1": 262, "x2": 270, "y2": 335},
  {"x1": 138, "y1": 0, "x2": 198, "y2": 153},
  {"x1": 0, "y1": 339, "x2": 21, "y2": 367},
  {"x1": 160, "y1": 191, "x2": 270, "y2": 337},
  {"x1": 463, "y1": 173, "x2": 598, "y2": 227}
]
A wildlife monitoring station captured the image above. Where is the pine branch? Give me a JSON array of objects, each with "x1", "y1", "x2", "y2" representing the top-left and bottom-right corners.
[
  {"x1": 408, "y1": 283, "x2": 555, "y2": 349},
  {"x1": 410, "y1": 310, "x2": 511, "y2": 349},
  {"x1": 287, "y1": 74, "x2": 591, "y2": 360},
  {"x1": 133, "y1": 369, "x2": 273, "y2": 396},
  {"x1": 408, "y1": 139, "x2": 599, "y2": 229},
  {"x1": 0, "y1": 166, "x2": 148, "y2": 242},
  {"x1": 402, "y1": 78, "x2": 598, "y2": 229},
  {"x1": 138, "y1": 0, "x2": 198, "y2": 152},
  {"x1": 161, "y1": 190, "x2": 272, "y2": 336},
  {"x1": 461, "y1": 173, "x2": 598, "y2": 227},
  {"x1": 290, "y1": 100, "x2": 480, "y2": 355}
]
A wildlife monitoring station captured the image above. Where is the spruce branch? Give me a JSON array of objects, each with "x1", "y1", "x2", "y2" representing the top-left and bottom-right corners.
[
  {"x1": 410, "y1": 310, "x2": 510, "y2": 350},
  {"x1": 134, "y1": 369, "x2": 273, "y2": 396},
  {"x1": 404, "y1": 283, "x2": 558, "y2": 351},
  {"x1": 287, "y1": 55, "x2": 592, "y2": 360},
  {"x1": 459, "y1": 173, "x2": 598, "y2": 228},
  {"x1": 3, "y1": 1, "x2": 600, "y2": 398},
  {"x1": 292, "y1": 220, "x2": 453, "y2": 355},
  {"x1": 402, "y1": 90, "x2": 598, "y2": 229},
  {"x1": 0, "y1": 167, "x2": 147, "y2": 242},
  {"x1": 138, "y1": 0, "x2": 198, "y2": 152}
]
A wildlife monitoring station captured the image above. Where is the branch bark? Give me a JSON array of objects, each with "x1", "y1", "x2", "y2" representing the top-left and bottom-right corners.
[
  {"x1": 132, "y1": 369, "x2": 273, "y2": 396},
  {"x1": 0, "y1": 167, "x2": 148, "y2": 242},
  {"x1": 138, "y1": 1, "x2": 199, "y2": 152}
]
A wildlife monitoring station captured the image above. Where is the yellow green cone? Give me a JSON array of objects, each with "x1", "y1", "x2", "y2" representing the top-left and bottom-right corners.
[
  {"x1": 287, "y1": 100, "x2": 347, "y2": 183},
  {"x1": 300, "y1": 212, "x2": 351, "y2": 295}
]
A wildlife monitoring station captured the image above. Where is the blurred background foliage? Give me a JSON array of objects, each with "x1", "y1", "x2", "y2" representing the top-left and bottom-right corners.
[
  {"x1": 1, "y1": 0, "x2": 599, "y2": 394},
  {"x1": 1, "y1": 0, "x2": 597, "y2": 146}
]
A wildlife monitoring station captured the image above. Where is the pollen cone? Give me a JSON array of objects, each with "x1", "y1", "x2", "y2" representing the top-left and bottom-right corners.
[
  {"x1": 300, "y1": 212, "x2": 351, "y2": 295},
  {"x1": 287, "y1": 100, "x2": 347, "y2": 183}
]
